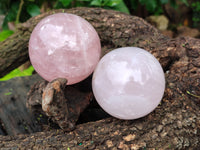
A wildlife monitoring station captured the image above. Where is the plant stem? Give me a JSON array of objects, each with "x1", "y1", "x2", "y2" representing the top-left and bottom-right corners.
[
  {"x1": 186, "y1": 91, "x2": 200, "y2": 98},
  {"x1": 15, "y1": 0, "x2": 24, "y2": 25}
]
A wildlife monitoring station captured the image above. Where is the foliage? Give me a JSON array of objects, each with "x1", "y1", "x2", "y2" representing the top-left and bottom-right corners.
[
  {"x1": 0, "y1": 0, "x2": 130, "y2": 30},
  {"x1": 0, "y1": 0, "x2": 191, "y2": 30},
  {"x1": 191, "y1": 1, "x2": 200, "y2": 28},
  {"x1": 89, "y1": 0, "x2": 130, "y2": 14},
  {"x1": 192, "y1": 1, "x2": 200, "y2": 11},
  {"x1": 0, "y1": 30, "x2": 14, "y2": 41},
  {"x1": 0, "y1": 0, "x2": 192, "y2": 30},
  {"x1": 0, "y1": 0, "x2": 41, "y2": 30},
  {"x1": 0, "y1": 66, "x2": 34, "y2": 81},
  {"x1": 0, "y1": 25, "x2": 34, "y2": 81},
  {"x1": 125, "y1": 0, "x2": 188, "y2": 15},
  {"x1": 53, "y1": 0, "x2": 130, "y2": 14}
]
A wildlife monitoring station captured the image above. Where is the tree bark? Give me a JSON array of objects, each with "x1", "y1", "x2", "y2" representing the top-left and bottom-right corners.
[{"x1": 0, "y1": 7, "x2": 200, "y2": 149}]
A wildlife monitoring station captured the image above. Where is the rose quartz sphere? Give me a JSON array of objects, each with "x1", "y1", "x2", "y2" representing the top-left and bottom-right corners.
[
  {"x1": 29, "y1": 13, "x2": 101, "y2": 85},
  {"x1": 92, "y1": 47, "x2": 165, "y2": 120}
]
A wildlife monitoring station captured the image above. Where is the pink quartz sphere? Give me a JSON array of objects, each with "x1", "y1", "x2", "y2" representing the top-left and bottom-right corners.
[
  {"x1": 29, "y1": 13, "x2": 101, "y2": 85},
  {"x1": 92, "y1": 47, "x2": 165, "y2": 120}
]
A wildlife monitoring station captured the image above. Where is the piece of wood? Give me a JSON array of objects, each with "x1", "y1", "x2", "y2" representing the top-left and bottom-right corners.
[
  {"x1": 0, "y1": 7, "x2": 200, "y2": 149},
  {"x1": 27, "y1": 78, "x2": 93, "y2": 131},
  {"x1": 0, "y1": 75, "x2": 42, "y2": 135}
]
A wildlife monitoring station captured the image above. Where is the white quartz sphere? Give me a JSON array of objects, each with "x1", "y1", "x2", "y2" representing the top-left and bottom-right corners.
[{"x1": 92, "y1": 47, "x2": 165, "y2": 120}]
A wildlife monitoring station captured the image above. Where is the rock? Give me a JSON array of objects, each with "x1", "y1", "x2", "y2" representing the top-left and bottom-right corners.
[{"x1": 146, "y1": 15, "x2": 169, "y2": 31}]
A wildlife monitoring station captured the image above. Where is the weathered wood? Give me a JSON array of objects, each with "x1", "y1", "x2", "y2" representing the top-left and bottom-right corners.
[
  {"x1": 0, "y1": 75, "x2": 42, "y2": 135},
  {"x1": 0, "y1": 7, "x2": 200, "y2": 149},
  {"x1": 27, "y1": 78, "x2": 93, "y2": 131}
]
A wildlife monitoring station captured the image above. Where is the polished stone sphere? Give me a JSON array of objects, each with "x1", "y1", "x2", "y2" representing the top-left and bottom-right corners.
[
  {"x1": 92, "y1": 47, "x2": 165, "y2": 120},
  {"x1": 29, "y1": 13, "x2": 101, "y2": 85}
]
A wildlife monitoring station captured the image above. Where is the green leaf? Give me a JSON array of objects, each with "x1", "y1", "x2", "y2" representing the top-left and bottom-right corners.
[
  {"x1": 0, "y1": 65, "x2": 34, "y2": 81},
  {"x1": 160, "y1": 0, "x2": 168, "y2": 4},
  {"x1": 0, "y1": 0, "x2": 10, "y2": 14},
  {"x1": 169, "y1": 0, "x2": 178, "y2": 9},
  {"x1": 113, "y1": 0, "x2": 130, "y2": 14},
  {"x1": 2, "y1": 2, "x2": 19, "y2": 29},
  {"x1": 59, "y1": 0, "x2": 73, "y2": 7},
  {"x1": 0, "y1": 30, "x2": 14, "y2": 41},
  {"x1": 26, "y1": 4, "x2": 40, "y2": 17},
  {"x1": 139, "y1": 0, "x2": 157, "y2": 12},
  {"x1": 90, "y1": 0, "x2": 102, "y2": 6},
  {"x1": 129, "y1": 0, "x2": 139, "y2": 10},
  {"x1": 4, "y1": 92, "x2": 12, "y2": 96},
  {"x1": 106, "y1": 0, "x2": 122, "y2": 7},
  {"x1": 180, "y1": 0, "x2": 188, "y2": 6},
  {"x1": 138, "y1": 0, "x2": 146, "y2": 5}
]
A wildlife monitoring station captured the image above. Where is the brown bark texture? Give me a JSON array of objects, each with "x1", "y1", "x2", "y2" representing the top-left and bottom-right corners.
[
  {"x1": 0, "y1": 7, "x2": 200, "y2": 149},
  {"x1": 27, "y1": 77, "x2": 93, "y2": 132}
]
